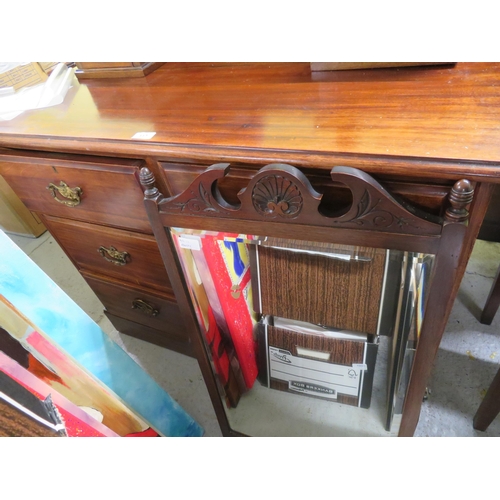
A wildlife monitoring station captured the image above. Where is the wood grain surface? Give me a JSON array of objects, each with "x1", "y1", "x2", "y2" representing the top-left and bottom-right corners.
[
  {"x1": 42, "y1": 215, "x2": 172, "y2": 293},
  {"x1": 1, "y1": 63, "x2": 500, "y2": 182},
  {"x1": 0, "y1": 399, "x2": 60, "y2": 437},
  {"x1": 0, "y1": 152, "x2": 150, "y2": 233},
  {"x1": 81, "y1": 271, "x2": 185, "y2": 335},
  {"x1": 257, "y1": 241, "x2": 387, "y2": 333}
]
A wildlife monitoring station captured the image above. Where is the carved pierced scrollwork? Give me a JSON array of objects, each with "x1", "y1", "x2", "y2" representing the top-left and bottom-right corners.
[
  {"x1": 324, "y1": 167, "x2": 443, "y2": 235},
  {"x1": 140, "y1": 163, "x2": 453, "y2": 236},
  {"x1": 155, "y1": 163, "x2": 234, "y2": 217}
]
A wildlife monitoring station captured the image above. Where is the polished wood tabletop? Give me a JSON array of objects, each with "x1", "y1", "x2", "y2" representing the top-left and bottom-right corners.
[{"x1": 1, "y1": 62, "x2": 500, "y2": 180}]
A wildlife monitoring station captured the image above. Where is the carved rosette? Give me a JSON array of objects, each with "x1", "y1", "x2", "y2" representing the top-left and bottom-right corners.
[{"x1": 251, "y1": 175, "x2": 303, "y2": 218}]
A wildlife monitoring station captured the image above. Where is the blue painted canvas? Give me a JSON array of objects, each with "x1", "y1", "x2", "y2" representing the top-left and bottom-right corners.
[{"x1": 0, "y1": 230, "x2": 203, "y2": 437}]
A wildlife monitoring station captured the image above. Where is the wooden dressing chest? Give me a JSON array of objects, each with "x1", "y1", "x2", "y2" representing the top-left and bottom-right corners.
[{"x1": 1, "y1": 62, "x2": 500, "y2": 436}]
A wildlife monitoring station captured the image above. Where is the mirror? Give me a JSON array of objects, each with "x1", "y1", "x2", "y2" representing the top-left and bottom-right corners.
[{"x1": 169, "y1": 227, "x2": 434, "y2": 437}]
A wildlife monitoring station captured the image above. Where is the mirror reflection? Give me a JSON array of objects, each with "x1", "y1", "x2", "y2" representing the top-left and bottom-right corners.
[{"x1": 171, "y1": 227, "x2": 434, "y2": 437}]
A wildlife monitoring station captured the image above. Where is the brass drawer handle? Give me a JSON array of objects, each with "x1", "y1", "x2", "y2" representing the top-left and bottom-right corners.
[
  {"x1": 98, "y1": 246, "x2": 130, "y2": 265},
  {"x1": 47, "y1": 181, "x2": 83, "y2": 207},
  {"x1": 132, "y1": 299, "x2": 159, "y2": 317}
]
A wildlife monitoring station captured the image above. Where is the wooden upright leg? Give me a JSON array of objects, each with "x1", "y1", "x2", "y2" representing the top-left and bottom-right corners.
[
  {"x1": 140, "y1": 168, "x2": 236, "y2": 436},
  {"x1": 398, "y1": 181, "x2": 494, "y2": 437},
  {"x1": 473, "y1": 365, "x2": 500, "y2": 431},
  {"x1": 480, "y1": 265, "x2": 500, "y2": 325}
]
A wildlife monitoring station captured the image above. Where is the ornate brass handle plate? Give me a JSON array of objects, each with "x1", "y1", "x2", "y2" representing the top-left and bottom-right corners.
[
  {"x1": 98, "y1": 246, "x2": 130, "y2": 265},
  {"x1": 47, "y1": 181, "x2": 83, "y2": 207},
  {"x1": 132, "y1": 299, "x2": 159, "y2": 317}
]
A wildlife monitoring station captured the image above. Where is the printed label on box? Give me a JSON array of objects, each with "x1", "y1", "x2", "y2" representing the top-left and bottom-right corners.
[
  {"x1": 269, "y1": 346, "x2": 362, "y2": 400},
  {"x1": 288, "y1": 381, "x2": 337, "y2": 399}
]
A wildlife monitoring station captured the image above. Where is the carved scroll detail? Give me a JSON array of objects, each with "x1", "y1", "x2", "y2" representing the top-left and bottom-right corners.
[
  {"x1": 346, "y1": 190, "x2": 417, "y2": 229},
  {"x1": 156, "y1": 163, "x2": 234, "y2": 216},
  {"x1": 333, "y1": 190, "x2": 424, "y2": 231},
  {"x1": 146, "y1": 163, "x2": 446, "y2": 236},
  {"x1": 325, "y1": 167, "x2": 442, "y2": 234},
  {"x1": 172, "y1": 182, "x2": 222, "y2": 214}
]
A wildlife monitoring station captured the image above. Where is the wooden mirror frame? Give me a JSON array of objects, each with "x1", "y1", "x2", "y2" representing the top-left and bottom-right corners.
[{"x1": 140, "y1": 163, "x2": 474, "y2": 437}]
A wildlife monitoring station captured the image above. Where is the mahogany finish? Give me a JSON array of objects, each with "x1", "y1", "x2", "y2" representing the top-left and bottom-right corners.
[
  {"x1": 41, "y1": 215, "x2": 172, "y2": 292},
  {"x1": 1, "y1": 63, "x2": 499, "y2": 436},
  {"x1": 81, "y1": 271, "x2": 181, "y2": 332},
  {"x1": 160, "y1": 160, "x2": 452, "y2": 216},
  {"x1": 2, "y1": 64, "x2": 500, "y2": 179},
  {"x1": 0, "y1": 151, "x2": 150, "y2": 233},
  {"x1": 75, "y1": 62, "x2": 164, "y2": 80},
  {"x1": 82, "y1": 271, "x2": 191, "y2": 355}
]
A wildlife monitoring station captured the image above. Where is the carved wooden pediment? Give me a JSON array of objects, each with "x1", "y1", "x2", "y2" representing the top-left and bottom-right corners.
[{"x1": 145, "y1": 163, "x2": 448, "y2": 236}]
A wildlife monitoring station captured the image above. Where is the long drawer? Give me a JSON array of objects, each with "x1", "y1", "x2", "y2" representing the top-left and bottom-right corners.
[
  {"x1": 81, "y1": 271, "x2": 186, "y2": 338},
  {"x1": 104, "y1": 312, "x2": 194, "y2": 357},
  {"x1": 42, "y1": 215, "x2": 172, "y2": 294},
  {"x1": 82, "y1": 271, "x2": 192, "y2": 356},
  {"x1": 0, "y1": 153, "x2": 151, "y2": 233}
]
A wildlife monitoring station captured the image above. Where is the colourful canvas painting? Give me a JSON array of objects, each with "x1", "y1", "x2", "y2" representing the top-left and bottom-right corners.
[
  {"x1": 0, "y1": 351, "x2": 118, "y2": 437},
  {"x1": 0, "y1": 230, "x2": 203, "y2": 437}
]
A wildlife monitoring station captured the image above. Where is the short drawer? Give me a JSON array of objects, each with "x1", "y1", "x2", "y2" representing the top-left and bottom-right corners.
[
  {"x1": 252, "y1": 238, "x2": 388, "y2": 334},
  {"x1": 82, "y1": 271, "x2": 186, "y2": 338},
  {"x1": 42, "y1": 215, "x2": 172, "y2": 293},
  {"x1": 0, "y1": 153, "x2": 150, "y2": 233}
]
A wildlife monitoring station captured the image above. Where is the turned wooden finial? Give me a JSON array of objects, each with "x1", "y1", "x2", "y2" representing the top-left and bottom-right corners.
[
  {"x1": 139, "y1": 167, "x2": 159, "y2": 199},
  {"x1": 445, "y1": 179, "x2": 474, "y2": 222}
]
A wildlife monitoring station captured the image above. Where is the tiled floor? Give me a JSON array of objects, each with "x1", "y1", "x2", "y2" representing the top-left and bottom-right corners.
[{"x1": 6, "y1": 230, "x2": 500, "y2": 437}]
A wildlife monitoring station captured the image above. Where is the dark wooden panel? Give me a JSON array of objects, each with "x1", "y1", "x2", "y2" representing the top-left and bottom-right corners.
[
  {"x1": 256, "y1": 240, "x2": 387, "y2": 334},
  {"x1": 480, "y1": 265, "x2": 500, "y2": 325},
  {"x1": 42, "y1": 215, "x2": 172, "y2": 293},
  {"x1": 399, "y1": 181, "x2": 493, "y2": 436},
  {"x1": 0, "y1": 154, "x2": 150, "y2": 233},
  {"x1": 473, "y1": 364, "x2": 500, "y2": 431}
]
